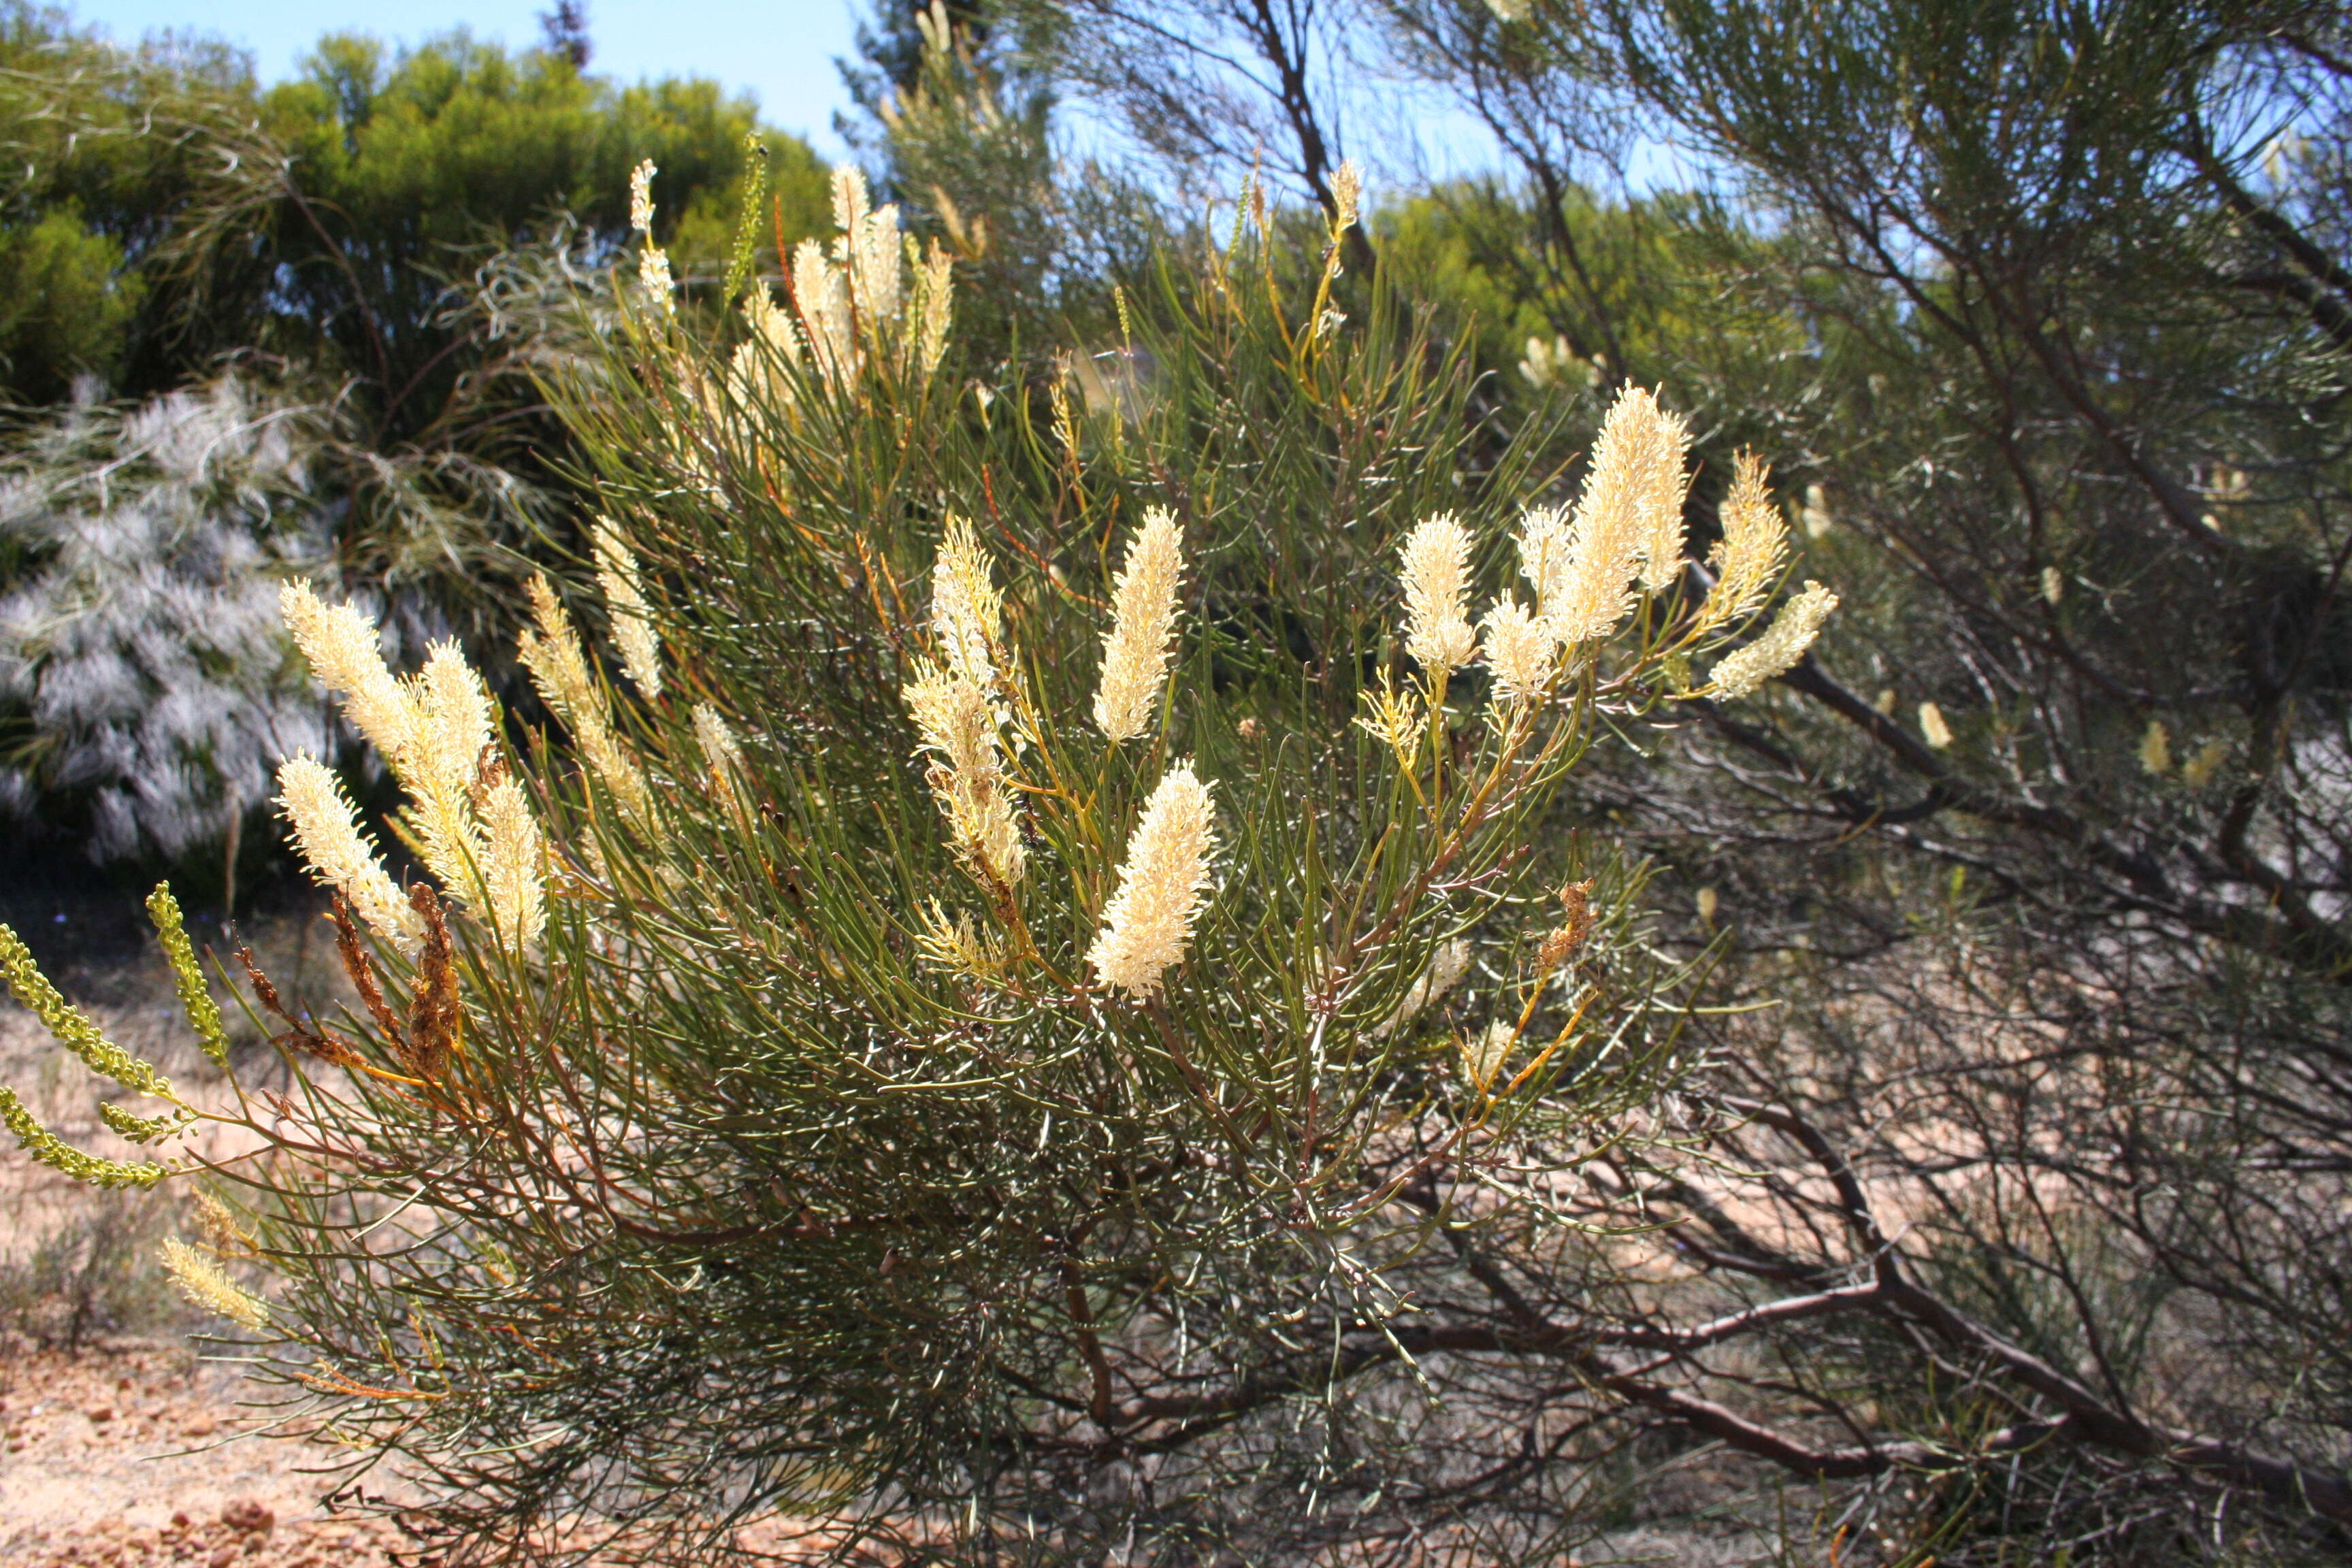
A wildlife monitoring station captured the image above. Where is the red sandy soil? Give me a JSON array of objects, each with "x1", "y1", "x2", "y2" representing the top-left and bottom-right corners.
[
  {"x1": 0, "y1": 1340, "x2": 881, "y2": 1567},
  {"x1": 0, "y1": 895, "x2": 418, "y2": 1565},
  {"x1": 0, "y1": 1342, "x2": 416, "y2": 1568}
]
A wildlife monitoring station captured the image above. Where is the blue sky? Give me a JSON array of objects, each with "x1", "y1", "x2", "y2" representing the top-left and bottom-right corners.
[
  {"x1": 77, "y1": 0, "x2": 865, "y2": 156},
  {"x1": 75, "y1": 0, "x2": 1560, "y2": 190}
]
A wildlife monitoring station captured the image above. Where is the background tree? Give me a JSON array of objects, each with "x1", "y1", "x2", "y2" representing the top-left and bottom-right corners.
[
  {"x1": 1504, "y1": 0, "x2": 2352, "y2": 1554},
  {"x1": 986, "y1": 0, "x2": 2352, "y2": 1550},
  {"x1": 1378, "y1": 0, "x2": 1647, "y2": 385},
  {"x1": 0, "y1": 3, "x2": 251, "y2": 405},
  {"x1": 841, "y1": 0, "x2": 1159, "y2": 361},
  {"x1": 538, "y1": 0, "x2": 591, "y2": 71},
  {"x1": 0, "y1": 15, "x2": 834, "y2": 871},
  {"x1": 1007, "y1": 0, "x2": 1377, "y2": 274}
]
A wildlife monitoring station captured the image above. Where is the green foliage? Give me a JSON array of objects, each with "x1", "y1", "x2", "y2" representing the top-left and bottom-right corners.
[
  {"x1": 1375, "y1": 180, "x2": 1787, "y2": 395},
  {"x1": 259, "y1": 34, "x2": 830, "y2": 293},
  {"x1": 0, "y1": 11, "x2": 835, "y2": 412},
  {"x1": 0, "y1": 3, "x2": 250, "y2": 403},
  {"x1": 233, "y1": 31, "x2": 830, "y2": 443},
  {"x1": 0, "y1": 204, "x2": 141, "y2": 399}
]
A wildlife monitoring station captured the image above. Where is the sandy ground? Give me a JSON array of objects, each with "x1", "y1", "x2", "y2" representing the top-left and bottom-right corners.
[
  {"x1": 0, "y1": 883, "x2": 415, "y2": 1566},
  {"x1": 0, "y1": 890, "x2": 840, "y2": 1565},
  {"x1": 0, "y1": 1342, "x2": 419, "y2": 1568}
]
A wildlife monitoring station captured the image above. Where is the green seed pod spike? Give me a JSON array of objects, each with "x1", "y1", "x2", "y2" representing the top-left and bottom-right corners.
[
  {"x1": 147, "y1": 884, "x2": 228, "y2": 1067},
  {"x1": 1, "y1": 1088, "x2": 168, "y2": 1190},
  {"x1": 723, "y1": 132, "x2": 769, "y2": 307},
  {"x1": 0, "y1": 923, "x2": 174, "y2": 1100},
  {"x1": 100, "y1": 1100, "x2": 195, "y2": 1145}
]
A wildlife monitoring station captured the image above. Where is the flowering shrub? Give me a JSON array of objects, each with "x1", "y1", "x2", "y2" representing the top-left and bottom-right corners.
[{"x1": 0, "y1": 173, "x2": 1850, "y2": 1562}]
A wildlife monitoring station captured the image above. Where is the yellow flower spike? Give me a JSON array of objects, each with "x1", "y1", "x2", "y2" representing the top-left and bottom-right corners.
[
  {"x1": 161, "y1": 1238, "x2": 268, "y2": 1330},
  {"x1": 408, "y1": 642, "x2": 493, "y2": 894},
  {"x1": 917, "y1": 899, "x2": 1006, "y2": 981},
  {"x1": 1698, "y1": 452, "x2": 1789, "y2": 629},
  {"x1": 1919, "y1": 700, "x2": 1954, "y2": 750},
  {"x1": 1355, "y1": 671, "x2": 1425, "y2": 770},
  {"x1": 99, "y1": 1101, "x2": 193, "y2": 1144},
  {"x1": 476, "y1": 770, "x2": 547, "y2": 951}
]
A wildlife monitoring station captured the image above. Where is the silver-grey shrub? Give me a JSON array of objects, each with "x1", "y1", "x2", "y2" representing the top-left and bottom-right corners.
[{"x1": 0, "y1": 374, "x2": 336, "y2": 860}]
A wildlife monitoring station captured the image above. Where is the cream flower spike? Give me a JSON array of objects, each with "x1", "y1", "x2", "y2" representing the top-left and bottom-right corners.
[
  {"x1": 1709, "y1": 582, "x2": 1839, "y2": 699},
  {"x1": 475, "y1": 769, "x2": 546, "y2": 949},
  {"x1": 1515, "y1": 504, "x2": 1569, "y2": 610},
  {"x1": 1633, "y1": 395, "x2": 1695, "y2": 591},
  {"x1": 1400, "y1": 513, "x2": 1478, "y2": 676},
  {"x1": 906, "y1": 664, "x2": 1025, "y2": 890},
  {"x1": 628, "y1": 159, "x2": 657, "y2": 235},
  {"x1": 1480, "y1": 599, "x2": 1555, "y2": 704},
  {"x1": 794, "y1": 238, "x2": 854, "y2": 384},
  {"x1": 638, "y1": 247, "x2": 676, "y2": 317},
  {"x1": 932, "y1": 515, "x2": 1002, "y2": 687},
  {"x1": 406, "y1": 643, "x2": 492, "y2": 894},
  {"x1": 1090, "y1": 762, "x2": 1217, "y2": 998},
  {"x1": 275, "y1": 755, "x2": 423, "y2": 953},
  {"x1": 1094, "y1": 507, "x2": 1185, "y2": 743},
  {"x1": 693, "y1": 704, "x2": 749, "y2": 813},
  {"x1": 1329, "y1": 159, "x2": 1363, "y2": 236},
  {"x1": 517, "y1": 575, "x2": 653, "y2": 822},
  {"x1": 1918, "y1": 700, "x2": 1954, "y2": 749},
  {"x1": 625, "y1": 159, "x2": 672, "y2": 312},
  {"x1": 279, "y1": 581, "x2": 416, "y2": 769},
  {"x1": 593, "y1": 518, "x2": 664, "y2": 700},
  {"x1": 1545, "y1": 385, "x2": 1689, "y2": 645},
  {"x1": 854, "y1": 199, "x2": 903, "y2": 325},
  {"x1": 161, "y1": 1239, "x2": 267, "y2": 1331},
  {"x1": 916, "y1": 240, "x2": 953, "y2": 376},
  {"x1": 832, "y1": 165, "x2": 872, "y2": 256}
]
